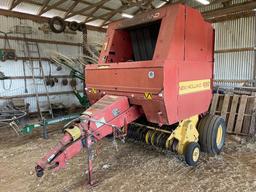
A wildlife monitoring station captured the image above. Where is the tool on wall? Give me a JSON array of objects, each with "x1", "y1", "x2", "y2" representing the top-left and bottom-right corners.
[
  {"x1": 0, "y1": 71, "x2": 8, "y2": 80},
  {"x1": 48, "y1": 17, "x2": 87, "y2": 33},
  {"x1": 0, "y1": 71, "x2": 12, "y2": 90},
  {"x1": 50, "y1": 52, "x2": 90, "y2": 107},
  {"x1": 0, "y1": 31, "x2": 16, "y2": 61}
]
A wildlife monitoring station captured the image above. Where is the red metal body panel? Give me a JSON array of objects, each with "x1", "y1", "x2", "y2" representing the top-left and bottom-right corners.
[
  {"x1": 79, "y1": 95, "x2": 142, "y2": 140},
  {"x1": 85, "y1": 4, "x2": 214, "y2": 125}
]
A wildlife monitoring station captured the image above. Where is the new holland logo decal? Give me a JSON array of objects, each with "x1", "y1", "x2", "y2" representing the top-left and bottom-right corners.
[{"x1": 179, "y1": 79, "x2": 211, "y2": 95}]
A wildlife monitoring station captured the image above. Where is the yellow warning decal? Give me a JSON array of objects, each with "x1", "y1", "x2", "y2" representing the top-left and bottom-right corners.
[
  {"x1": 179, "y1": 79, "x2": 211, "y2": 95},
  {"x1": 91, "y1": 88, "x2": 97, "y2": 94},
  {"x1": 144, "y1": 92, "x2": 153, "y2": 100}
]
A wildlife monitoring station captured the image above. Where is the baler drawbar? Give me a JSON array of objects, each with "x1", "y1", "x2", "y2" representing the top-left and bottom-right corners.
[{"x1": 36, "y1": 95, "x2": 141, "y2": 184}]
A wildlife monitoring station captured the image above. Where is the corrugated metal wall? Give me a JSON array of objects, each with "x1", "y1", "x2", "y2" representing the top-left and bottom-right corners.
[
  {"x1": 0, "y1": 15, "x2": 105, "y2": 112},
  {"x1": 170, "y1": 0, "x2": 256, "y2": 88},
  {"x1": 213, "y1": 16, "x2": 255, "y2": 87},
  {"x1": 194, "y1": 0, "x2": 256, "y2": 88}
]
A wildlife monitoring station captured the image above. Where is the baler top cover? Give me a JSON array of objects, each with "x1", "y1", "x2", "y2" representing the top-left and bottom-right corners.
[{"x1": 86, "y1": 4, "x2": 214, "y2": 125}]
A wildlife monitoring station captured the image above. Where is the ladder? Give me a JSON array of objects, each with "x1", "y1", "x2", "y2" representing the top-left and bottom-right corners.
[{"x1": 23, "y1": 35, "x2": 54, "y2": 120}]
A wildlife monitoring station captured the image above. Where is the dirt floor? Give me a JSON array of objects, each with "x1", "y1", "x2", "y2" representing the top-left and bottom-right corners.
[{"x1": 0, "y1": 124, "x2": 256, "y2": 192}]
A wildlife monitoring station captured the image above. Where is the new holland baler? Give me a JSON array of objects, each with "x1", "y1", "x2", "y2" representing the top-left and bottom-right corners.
[{"x1": 35, "y1": 4, "x2": 226, "y2": 185}]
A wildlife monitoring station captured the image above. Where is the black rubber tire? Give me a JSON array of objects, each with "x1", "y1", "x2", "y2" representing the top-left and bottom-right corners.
[
  {"x1": 197, "y1": 114, "x2": 209, "y2": 152},
  {"x1": 198, "y1": 114, "x2": 226, "y2": 154},
  {"x1": 68, "y1": 21, "x2": 79, "y2": 31},
  {"x1": 35, "y1": 165, "x2": 44, "y2": 177},
  {"x1": 184, "y1": 142, "x2": 200, "y2": 166},
  {"x1": 49, "y1": 16, "x2": 66, "y2": 33},
  {"x1": 78, "y1": 22, "x2": 87, "y2": 32}
]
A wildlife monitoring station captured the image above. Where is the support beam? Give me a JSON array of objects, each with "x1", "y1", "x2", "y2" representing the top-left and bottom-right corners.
[
  {"x1": 39, "y1": 0, "x2": 67, "y2": 16},
  {"x1": 9, "y1": 0, "x2": 23, "y2": 10},
  {"x1": 84, "y1": 6, "x2": 103, "y2": 22},
  {"x1": 38, "y1": 0, "x2": 51, "y2": 15},
  {"x1": 207, "y1": 11, "x2": 254, "y2": 23},
  {"x1": 15, "y1": 0, "x2": 111, "y2": 23},
  {"x1": 0, "y1": 9, "x2": 106, "y2": 32},
  {"x1": 64, "y1": 0, "x2": 81, "y2": 18},
  {"x1": 132, "y1": 0, "x2": 155, "y2": 16},
  {"x1": 87, "y1": 0, "x2": 148, "y2": 24},
  {"x1": 215, "y1": 47, "x2": 255, "y2": 53},
  {"x1": 65, "y1": 0, "x2": 109, "y2": 20},
  {"x1": 9, "y1": 0, "x2": 16, "y2": 10},
  {"x1": 195, "y1": 0, "x2": 232, "y2": 9},
  {"x1": 203, "y1": 1, "x2": 256, "y2": 19},
  {"x1": 0, "y1": 35, "x2": 83, "y2": 47}
]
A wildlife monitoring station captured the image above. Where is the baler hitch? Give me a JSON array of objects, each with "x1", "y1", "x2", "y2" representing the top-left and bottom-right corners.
[{"x1": 35, "y1": 95, "x2": 141, "y2": 185}]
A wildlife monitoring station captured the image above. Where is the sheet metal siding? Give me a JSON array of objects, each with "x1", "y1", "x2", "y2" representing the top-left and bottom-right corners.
[
  {"x1": 214, "y1": 17, "x2": 255, "y2": 49},
  {"x1": 198, "y1": 0, "x2": 251, "y2": 12},
  {"x1": 213, "y1": 16, "x2": 256, "y2": 88},
  {"x1": 0, "y1": 16, "x2": 105, "y2": 112}
]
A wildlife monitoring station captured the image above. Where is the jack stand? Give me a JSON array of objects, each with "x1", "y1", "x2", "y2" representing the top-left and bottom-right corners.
[
  {"x1": 85, "y1": 121, "x2": 96, "y2": 186},
  {"x1": 42, "y1": 119, "x2": 48, "y2": 139}
]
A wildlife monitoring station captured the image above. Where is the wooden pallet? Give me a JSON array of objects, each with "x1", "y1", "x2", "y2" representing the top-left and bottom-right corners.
[{"x1": 209, "y1": 93, "x2": 256, "y2": 136}]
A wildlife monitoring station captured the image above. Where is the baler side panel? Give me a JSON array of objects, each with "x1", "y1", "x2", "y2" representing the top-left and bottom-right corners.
[
  {"x1": 86, "y1": 63, "x2": 163, "y2": 93},
  {"x1": 177, "y1": 7, "x2": 213, "y2": 120},
  {"x1": 86, "y1": 61, "x2": 166, "y2": 124},
  {"x1": 153, "y1": 5, "x2": 184, "y2": 61},
  {"x1": 162, "y1": 5, "x2": 185, "y2": 124}
]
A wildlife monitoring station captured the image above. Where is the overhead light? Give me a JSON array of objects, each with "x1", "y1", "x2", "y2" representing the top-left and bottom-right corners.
[
  {"x1": 253, "y1": 8, "x2": 256, "y2": 11},
  {"x1": 156, "y1": 2, "x2": 167, "y2": 8},
  {"x1": 195, "y1": 0, "x2": 210, "y2": 5},
  {"x1": 121, "y1": 13, "x2": 134, "y2": 19}
]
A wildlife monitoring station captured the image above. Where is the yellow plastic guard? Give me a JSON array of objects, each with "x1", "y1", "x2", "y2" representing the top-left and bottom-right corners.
[{"x1": 65, "y1": 126, "x2": 81, "y2": 141}]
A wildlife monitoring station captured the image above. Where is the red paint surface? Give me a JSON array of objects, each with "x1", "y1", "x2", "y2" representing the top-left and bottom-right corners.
[{"x1": 85, "y1": 4, "x2": 214, "y2": 125}]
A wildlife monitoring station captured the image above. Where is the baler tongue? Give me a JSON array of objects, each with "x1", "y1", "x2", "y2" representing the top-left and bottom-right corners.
[{"x1": 35, "y1": 95, "x2": 141, "y2": 185}]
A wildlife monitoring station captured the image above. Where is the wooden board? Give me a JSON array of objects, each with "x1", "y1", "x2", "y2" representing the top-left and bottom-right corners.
[
  {"x1": 227, "y1": 95, "x2": 239, "y2": 133},
  {"x1": 210, "y1": 94, "x2": 219, "y2": 114},
  {"x1": 221, "y1": 94, "x2": 230, "y2": 120},
  {"x1": 217, "y1": 95, "x2": 224, "y2": 115},
  {"x1": 249, "y1": 93, "x2": 256, "y2": 135},
  {"x1": 234, "y1": 95, "x2": 248, "y2": 134},
  {"x1": 242, "y1": 97, "x2": 254, "y2": 134}
]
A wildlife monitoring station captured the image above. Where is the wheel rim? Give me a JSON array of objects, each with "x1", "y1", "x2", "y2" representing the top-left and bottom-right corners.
[
  {"x1": 216, "y1": 125, "x2": 223, "y2": 147},
  {"x1": 192, "y1": 147, "x2": 200, "y2": 162}
]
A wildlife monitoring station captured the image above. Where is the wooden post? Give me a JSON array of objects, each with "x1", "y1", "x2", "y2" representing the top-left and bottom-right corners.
[
  {"x1": 221, "y1": 94, "x2": 230, "y2": 120},
  {"x1": 234, "y1": 95, "x2": 248, "y2": 134},
  {"x1": 210, "y1": 94, "x2": 219, "y2": 114},
  {"x1": 227, "y1": 95, "x2": 239, "y2": 133},
  {"x1": 249, "y1": 93, "x2": 256, "y2": 135}
]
